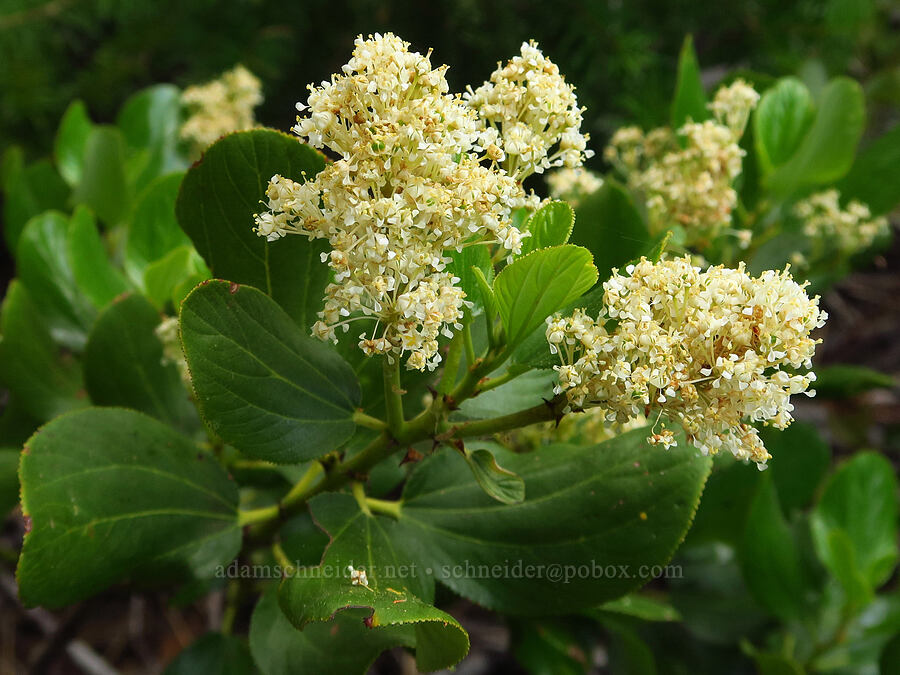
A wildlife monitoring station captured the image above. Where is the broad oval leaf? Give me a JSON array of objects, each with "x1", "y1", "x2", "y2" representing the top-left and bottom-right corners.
[
  {"x1": 754, "y1": 77, "x2": 815, "y2": 173},
  {"x1": 493, "y1": 244, "x2": 597, "y2": 350},
  {"x1": 73, "y1": 126, "x2": 131, "y2": 227},
  {"x1": 569, "y1": 179, "x2": 651, "y2": 282},
  {"x1": 767, "y1": 77, "x2": 865, "y2": 195},
  {"x1": 837, "y1": 122, "x2": 900, "y2": 216},
  {"x1": 117, "y1": 84, "x2": 186, "y2": 190},
  {"x1": 2, "y1": 151, "x2": 70, "y2": 250},
  {"x1": 250, "y1": 585, "x2": 410, "y2": 675},
  {"x1": 0, "y1": 282, "x2": 86, "y2": 421},
  {"x1": 811, "y1": 452, "x2": 899, "y2": 591},
  {"x1": 66, "y1": 206, "x2": 130, "y2": 309},
  {"x1": 17, "y1": 407, "x2": 240, "y2": 608},
  {"x1": 54, "y1": 100, "x2": 94, "y2": 187},
  {"x1": 84, "y1": 293, "x2": 198, "y2": 432},
  {"x1": 180, "y1": 280, "x2": 360, "y2": 463},
  {"x1": 279, "y1": 492, "x2": 470, "y2": 672},
  {"x1": 176, "y1": 129, "x2": 330, "y2": 328},
  {"x1": 519, "y1": 200, "x2": 575, "y2": 255},
  {"x1": 393, "y1": 428, "x2": 712, "y2": 615},
  {"x1": 16, "y1": 211, "x2": 96, "y2": 350},
  {"x1": 125, "y1": 172, "x2": 191, "y2": 284}
]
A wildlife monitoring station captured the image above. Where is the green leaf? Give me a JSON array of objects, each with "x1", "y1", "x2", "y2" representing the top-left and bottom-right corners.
[
  {"x1": 176, "y1": 129, "x2": 330, "y2": 328},
  {"x1": 445, "y1": 243, "x2": 493, "y2": 308},
  {"x1": 66, "y1": 206, "x2": 131, "y2": 309},
  {"x1": 250, "y1": 585, "x2": 409, "y2": 675},
  {"x1": 838, "y1": 123, "x2": 900, "y2": 216},
  {"x1": 144, "y1": 245, "x2": 208, "y2": 311},
  {"x1": 739, "y1": 476, "x2": 817, "y2": 620},
  {"x1": 754, "y1": 77, "x2": 815, "y2": 174},
  {"x1": 767, "y1": 77, "x2": 865, "y2": 195},
  {"x1": 594, "y1": 594, "x2": 681, "y2": 622},
  {"x1": 811, "y1": 452, "x2": 899, "y2": 590},
  {"x1": 394, "y1": 428, "x2": 711, "y2": 615},
  {"x1": 125, "y1": 172, "x2": 191, "y2": 284},
  {"x1": 823, "y1": 528, "x2": 874, "y2": 610},
  {"x1": 457, "y1": 369, "x2": 556, "y2": 419},
  {"x1": 685, "y1": 458, "x2": 760, "y2": 546},
  {"x1": 180, "y1": 280, "x2": 360, "y2": 463},
  {"x1": 762, "y1": 422, "x2": 831, "y2": 514},
  {"x1": 2, "y1": 152, "x2": 70, "y2": 251},
  {"x1": 84, "y1": 293, "x2": 197, "y2": 431},
  {"x1": 671, "y1": 35, "x2": 709, "y2": 129},
  {"x1": 279, "y1": 492, "x2": 470, "y2": 672},
  {"x1": 117, "y1": 84, "x2": 186, "y2": 190},
  {"x1": 813, "y1": 364, "x2": 896, "y2": 399},
  {"x1": 751, "y1": 652, "x2": 805, "y2": 675},
  {"x1": 0, "y1": 282, "x2": 86, "y2": 421},
  {"x1": 512, "y1": 620, "x2": 591, "y2": 675},
  {"x1": 0, "y1": 449, "x2": 20, "y2": 515},
  {"x1": 54, "y1": 100, "x2": 94, "y2": 187},
  {"x1": 164, "y1": 633, "x2": 256, "y2": 675},
  {"x1": 493, "y1": 245, "x2": 597, "y2": 350},
  {"x1": 464, "y1": 445, "x2": 525, "y2": 505},
  {"x1": 73, "y1": 126, "x2": 131, "y2": 227},
  {"x1": 569, "y1": 179, "x2": 651, "y2": 281},
  {"x1": 16, "y1": 211, "x2": 96, "y2": 350},
  {"x1": 519, "y1": 200, "x2": 575, "y2": 255},
  {"x1": 880, "y1": 632, "x2": 900, "y2": 675},
  {"x1": 17, "y1": 408, "x2": 240, "y2": 608}
]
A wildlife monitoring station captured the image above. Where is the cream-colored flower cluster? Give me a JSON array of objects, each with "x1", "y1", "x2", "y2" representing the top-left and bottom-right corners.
[
  {"x1": 546, "y1": 256, "x2": 826, "y2": 467},
  {"x1": 604, "y1": 80, "x2": 759, "y2": 248},
  {"x1": 546, "y1": 168, "x2": 603, "y2": 207},
  {"x1": 794, "y1": 189, "x2": 889, "y2": 255},
  {"x1": 465, "y1": 40, "x2": 593, "y2": 181},
  {"x1": 180, "y1": 65, "x2": 262, "y2": 152},
  {"x1": 254, "y1": 34, "x2": 590, "y2": 369}
]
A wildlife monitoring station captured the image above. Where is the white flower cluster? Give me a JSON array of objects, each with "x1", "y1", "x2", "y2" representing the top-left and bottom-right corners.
[
  {"x1": 546, "y1": 256, "x2": 826, "y2": 467},
  {"x1": 546, "y1": 168, "x2": 603, "y2": 207},
  {"x1": 794, "y1": 189, "x2": 889, "y2": 255},
  {"x1": 254, "y1": 34, "x2": 590, "y2": 370},
  {"x1": 604, "y1": 80, "x2": 759, "y2": 248},
  {"x1": 180, "y1": 65, "x2": 263, "y2": 152},
  {"x1": 465, "y1": 40, "x2": 593, "y2": 181}
]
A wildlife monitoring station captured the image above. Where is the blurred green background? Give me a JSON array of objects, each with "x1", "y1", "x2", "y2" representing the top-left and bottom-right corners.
[{"x1": 2, "y1": 0, "x2": 899, "y2": 163}]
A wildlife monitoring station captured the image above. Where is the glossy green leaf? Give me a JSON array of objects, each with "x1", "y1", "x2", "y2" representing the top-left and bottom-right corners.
[
  {"x1": 685, "y1": 458, "x2": 760, "y2": 546},
  {"x1": 125, "y1": 172, "x2": 191, "y2": 284},
  {"x1": 180, "y1": 280, "x2": 360, "y2": 463},
  {"x1": 117, "y1": 84, "x2": 186, "y2": 189},
  {"x1": 66, "y1": 206, "x2": 130, "y2": 308},
  {"x1": 144, "y1": 245, "x2": 208, "y2": 311},
  {"x1": 767, "y1": 78, "x2": 865, "y2": 195},
  {"x1": 464, "y1": 445, "x2": 525, "y2": 505},
  {"x1": 671, "y1": 36, "x2": 709, "y2": 128},
  {"x1": 739, "y1": 477, "x2": 817, "y2": 620},
  {"x1": 2, "y1": 152, "x2": 70, "y2": 251},
  {"x1": 519, "y1": 200, "x2": 575, "y2": 255},
  {"x1": 164, "y1": 633, "x2": 256, "y2": 675},
  {"x1": 754, "y1": 77, "x2": 815, "y2": 173},
  {"x1": 838, "y1": 123, "x2": 900, "y2": 216},
  {"x1": 569, "y1": 179, "x2": 651, "y2": 281},
  {"x1": 811, "y1": 452, "x2": 899, "y2": 590},
  {"x1": 250, "y1": 585, "x2": 409, "y2": 675},
  {"x1": 84, "y1": 293, "x2": 197, "y2": 431},
  {"x1": 823, "y1": 528, "x2": 874, "y2": 610},
  {"x1": 176, "y1": 129, "x2": 330, "y2": 328},
  {"x1": 0, "y1": 282, "x2": 85, "y2": 421},
  {"x1": 279, "y1": 493, "x2": 469, "y2": 671},
  {"x1": 394, "y1": 428, "x2": 711, "y2": 615},
  {"x1": 512, "y1": 620, "x2": 590, "y2": 675},
  {"x1": 0, "y1": 449, "x2": 20, "y2": 515},
  {"x1": 73, "y1": 125, "x2": 131, "y2": 226},
  {"x1": 813, "y1": 364, "x2": 896, "y2": 399},
  {"x1": 446, "y1": 243, "x2": 493, "y2": 309},
  {"x1": 54, "y1": 100, "x2": 94, "y2": 186},
  {"x1": 16, "y1": 211, "x2": 96, "y2": 350},
  {"x1": 457, "y1": 369, "x2": 556, "y2": 419},
  {"x1": 594, "y1": 594, "x2": 681, "y2": 622},
  {"x1": 493, "y1": 245, "x2": 597, "y2": 350},
  {"x1": 17, "y1": 408, "x2": 240, "y2": 608}
]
